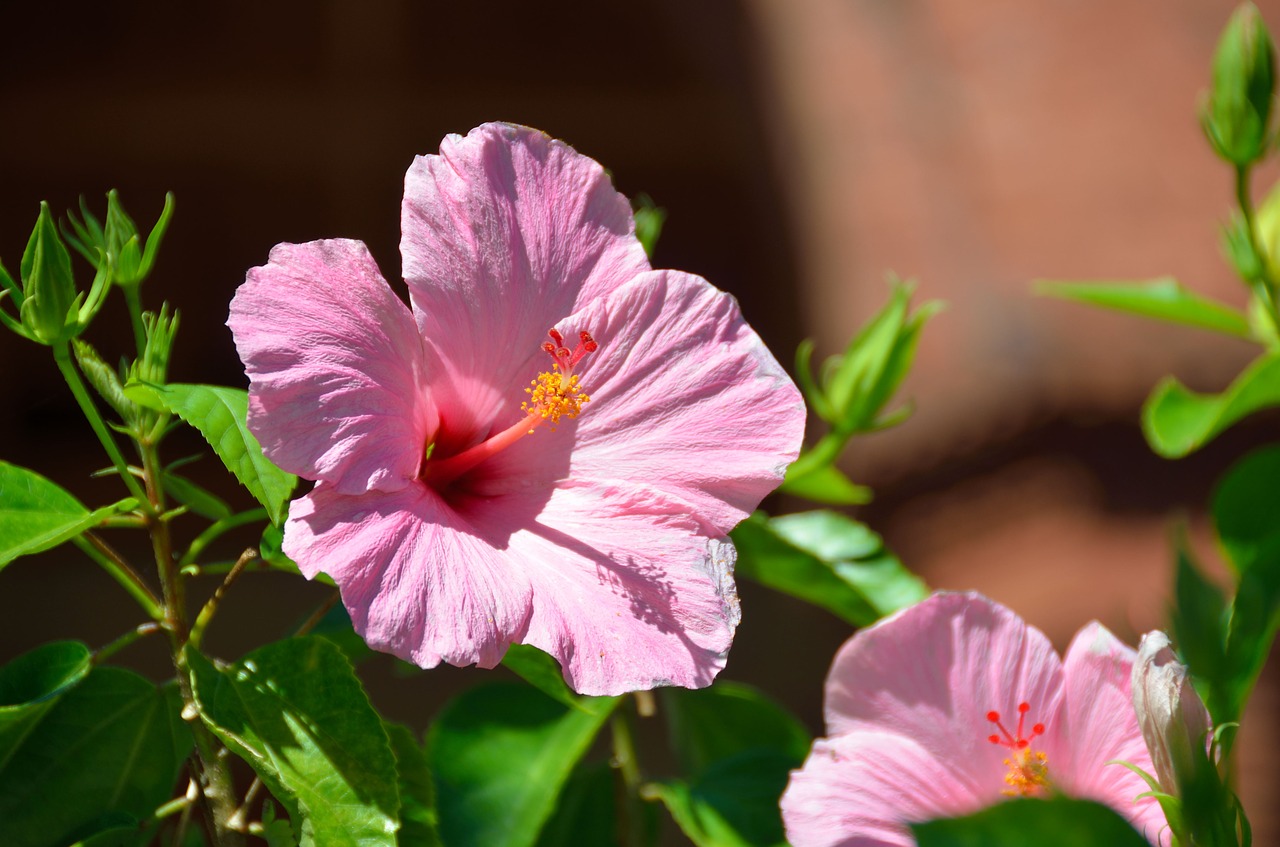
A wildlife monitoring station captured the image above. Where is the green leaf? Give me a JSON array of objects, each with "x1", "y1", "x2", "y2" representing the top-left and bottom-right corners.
[
  {"x1": 1036, "y1": 277, "x2": 1253, "y2": 339},
  {"x1": 0, "y1": 641, "x2": 92, "y2": 752},
  {"x1": 128, "y1": 383, "x2": 296, "y2": 524},
  {"x1": 429, "y1": 683, "x2": 619, "y2": 847},
  {"x1": 661, "y1": 681, "x2": 810, "y2": 777},
  {"x1": 1142, "y1": 353, "x2": 1280, "y2": 457},
  {"x1": 732, "y1": 511, "x2": 927, "y2": 627},
  {"x1": 500, "y1": 644, "x2": 582, "y2": 711},
  {"x1": 912, "y1": 797, "x2": 1152, "y2": 846},
  {"x1": 384, "y1": 722, "x2": 442, "y2": 847},
  {"x1": 0, "y1": 461, "x2": 138, "y2": 570},
  {"x1": 1213, "y1": 444, "x2": 1280, "y2": 578},
  {"x1": 778, "y1": 463, "x2": 873, "y2": 505},
  {"x1": 0, "y1": 663, "x2": 190, "y2": 847},
  {"x1": 1211, "y1": 447, "x2": 1280, "y2": 725},
  {"x1": 187, "y1": 637, "x2": 400, "y2": 847},
  {"x1": 534, "y1": 762, "x2": 619, "y2": 847},
  {"x1": 648, "y1": 749, "x2": 796, "y2": 847},
  {"x1": 823, "y1": 280, "x2": 911, "y2": 421},
  {"x1": 1170, "y1": 543, "x2": 1231, "y2": 721},
  {"x1": 632, "y1": 195, "x2": 666, "y2": 259}
]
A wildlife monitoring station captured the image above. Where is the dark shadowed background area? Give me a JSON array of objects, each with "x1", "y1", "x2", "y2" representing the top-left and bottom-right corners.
[{"x1": 3, "y1": 0, "x2": 1277, "y2": 841}]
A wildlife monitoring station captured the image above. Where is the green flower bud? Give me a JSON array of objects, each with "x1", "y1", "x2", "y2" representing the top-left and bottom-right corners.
[
  {"x1": 17, "y1": 202, "x2": 79, "y2": 344},
  {"x1": 64, "y1": 190, "x2": 173, "y2": 288},
  {"x1": 1203, "y1": 2, "x2": 1276, "y2": 165}
]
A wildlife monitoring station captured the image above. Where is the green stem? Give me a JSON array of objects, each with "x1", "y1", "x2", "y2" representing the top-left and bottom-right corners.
[
  {"x1": 178, "y1": 507, "x2": 268, "y2": 568},
  {"x1": 94, "y1": 621, "x2": 162, "y2": 665},
  {"x1": 1235, "y1": 164, "x2": 1280, "y2": 330},
  {"x1": 73, "y1": 533, "x2": 163, "y2": 619},
  {"x1": 123, "y1": 284, "x2": 147, "y2": 360},
  {"x1": 138, "y1": 422, "x2": 244, "y2": 847},
  {"x1": 53, "y1": 342, "x2": 149, "y2": 503},
  {"x1": 611, "y1": 703, "x2": 646, "y2": 847}
]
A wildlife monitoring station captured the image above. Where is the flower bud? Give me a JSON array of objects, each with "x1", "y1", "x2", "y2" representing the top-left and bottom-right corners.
[
  {"x1": 64, "y1": 190, "x2": 174, "y2": 289},
  {"x1": 1203, "y1": 3, "x2": 1276, "y2": 165},
  {"x1": 1131, "y1": 631, "x2": 1213, "y2": 794},
  {"x1": 18, "y1": 202, "x2": 79, "y2": 344}
]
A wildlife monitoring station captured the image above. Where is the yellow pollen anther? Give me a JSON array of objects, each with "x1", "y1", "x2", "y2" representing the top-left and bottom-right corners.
[
  {"x1": 1001, "y1": 749, "x2": 1049, "y2": 796},
  {"x1": 522, "y1": 371, "x2": 589, "y2": 428}
]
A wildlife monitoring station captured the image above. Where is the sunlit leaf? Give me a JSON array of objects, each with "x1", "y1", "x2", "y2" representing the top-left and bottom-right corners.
[
  {"x1": 500, "y1": 644, "x2": 582, "y2": 711},
  {"x1": 127, "y1": 383, "x2": 296, "y2": 523},
  {"x1": 1141, "y1": 353, "x2": 1280, "y2": 458},
  {"x1": 188, "y1": 637, "x2": 400, "y2": 847},
  {"x1": 778, "y1": 463, "x2": 872, "y2": 505},
  {"x1": 732, "y1": 511, "x2": 927, "y2": 627},
  {"x1": 1036, "y1": 277, "x2": 1253, "y2": 339},
  {"x1": 0, "y1": 461, "x2": 138, "y2": 570}
]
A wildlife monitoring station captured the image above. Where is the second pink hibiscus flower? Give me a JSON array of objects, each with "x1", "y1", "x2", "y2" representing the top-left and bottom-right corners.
[{"x1": 781, "y1": 592, "x2": 1170, "y2": 845}]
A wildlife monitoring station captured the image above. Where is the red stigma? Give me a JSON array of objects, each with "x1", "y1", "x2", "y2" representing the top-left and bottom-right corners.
[
  {"x1": 985, "y1": 701, "x2": 1045, "y2": 750},
  {"x1": 543, "y1": 327, "x2": 599, "y2": 372}
]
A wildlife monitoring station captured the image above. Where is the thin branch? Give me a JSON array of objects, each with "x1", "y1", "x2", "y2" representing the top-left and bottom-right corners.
[
  {"x1": 178, "y1": 507, "x2": 269, "y2": 568},
  {"x1": 74, "y1": 533, "x2": 163, "y2": 619},
  {"x1": 188, "y1": 548, "x2": 259, "y2": 649},
  {"x1": 294, "y1": 589, "x2": 342, "y2": 637}
]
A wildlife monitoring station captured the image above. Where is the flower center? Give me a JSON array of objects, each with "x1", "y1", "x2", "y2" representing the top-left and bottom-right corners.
[
  {"x1": 986, "y1": 702, "x2": 1049, "y2": 796},
  {"x1": 521, "y1": 329, "x2": 595, "y2": 425},
  {"x1": 419, "y1": 328, "x2": 597, "y2": 488}
]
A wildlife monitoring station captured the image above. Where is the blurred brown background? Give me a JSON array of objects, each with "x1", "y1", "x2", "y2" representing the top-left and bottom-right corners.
[{"x1": 2, "y1": 0, "x2": 1277, "y2": 842}]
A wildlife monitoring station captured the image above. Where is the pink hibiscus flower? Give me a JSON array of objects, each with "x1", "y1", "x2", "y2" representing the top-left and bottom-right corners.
[
  {"x1": 781, "y1": 592, "x2": 1169, "y2": 846},
  {"x1": 228, "y1": 123, "x2": 804, "y2": 696}
]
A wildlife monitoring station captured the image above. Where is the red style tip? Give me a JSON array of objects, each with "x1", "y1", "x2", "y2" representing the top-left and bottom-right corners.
[
  {"x1": 548, "y1": 328, "x2": 564, "y2": 346},
  {"x1": 986, "y1": 711, "x2": 1000, "y2": 722}
]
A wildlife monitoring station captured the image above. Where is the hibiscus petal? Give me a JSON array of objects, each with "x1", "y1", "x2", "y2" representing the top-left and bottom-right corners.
[
  {"x1": 1055, "y1": 622, "x2": 1168, "y2": 844},
  {"x1": 782, "y1": 731, "x2": 991, "y2": 847},
  {"x1": 485, "y1": 270, "x2": 803, "y2": 531},
  {"x1": 283, "y1": 482, "x2": 533, "y2": 669},
  {"x1": 822, "y1": 593, "x2": 1065, "y2": 797},
  {"x1": 456, "y1": 478, "x2": 740, "y2": 696},
  {"x1": 401, "y1": 123, "x2": 651, "y2": 449},
  {"x1": 228, "y1": 239, "x2": 433, "y2": 494}
]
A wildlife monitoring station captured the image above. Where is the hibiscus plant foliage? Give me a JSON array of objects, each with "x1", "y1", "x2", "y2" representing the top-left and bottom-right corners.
[{"x1": 2, "y1": 5, "x2": 1280, "y2": 847}]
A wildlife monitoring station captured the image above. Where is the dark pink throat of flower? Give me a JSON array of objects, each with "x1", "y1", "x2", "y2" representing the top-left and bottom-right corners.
[
  {"x1": 986, "y1": 701, "x2": 1050, "y2": 796},
  {"x1": 419, "y1": 329, "x2": 598, "y2": 488}
]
